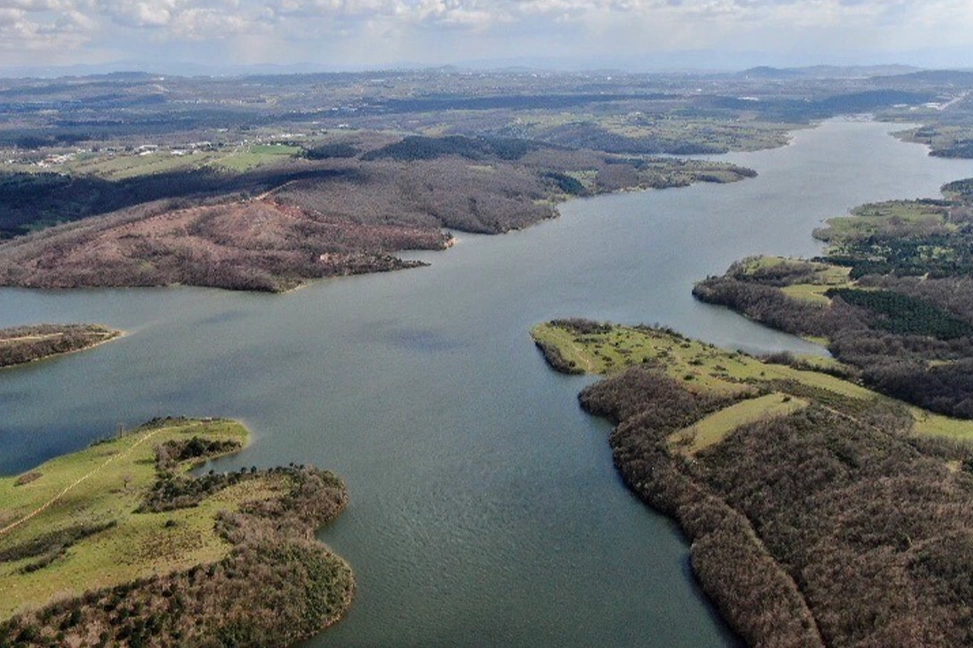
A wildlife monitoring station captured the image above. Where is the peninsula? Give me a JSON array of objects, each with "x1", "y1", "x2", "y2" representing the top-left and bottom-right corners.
[
  {"x1": 533, "y1": 319, "x2": 973, "y2": 647},
  {"x1": 0, "y1": 417, "x2": 354, "y2": 647},
  {"x1": 694, "y1": 178, "x2": 973, "y2": 418},
  {"x1": 0, "y1": 324, "x2": 119, "y2": 369}
]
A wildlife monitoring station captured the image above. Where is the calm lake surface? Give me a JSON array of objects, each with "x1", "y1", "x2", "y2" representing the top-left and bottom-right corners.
[{"x1": 4, "y1": 119, "x2": 973, "y2": 646}]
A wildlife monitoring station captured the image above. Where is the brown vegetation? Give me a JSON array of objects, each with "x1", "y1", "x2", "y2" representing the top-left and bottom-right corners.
[
  {"x1": 0, "y1": 324, "x2": 119, "y2": 368},
  {"x1": 579, "y1": 364, "x2": 973, "y2": 648},
  {"x1": 0, "y1": 134, "x2": 755, "y2": 292},
  {"x1": 0, "y1": 195, "x2": 441, "y2": 292}
]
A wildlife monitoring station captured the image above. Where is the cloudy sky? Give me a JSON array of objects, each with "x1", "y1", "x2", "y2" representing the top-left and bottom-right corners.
[{"x1": 1, "y1": 0, "x2": 971, "y2": 72}]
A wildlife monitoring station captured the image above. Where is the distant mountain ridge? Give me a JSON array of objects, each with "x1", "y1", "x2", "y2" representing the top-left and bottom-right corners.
[
  {"x1": 0, "y1": 61, "x2": 948, "y2": 81},
  {"x1": 739, "y1": 64, "x2": 923, "y2": 79}
]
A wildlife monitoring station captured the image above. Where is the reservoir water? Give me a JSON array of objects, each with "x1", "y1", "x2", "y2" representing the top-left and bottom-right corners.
[{"x1": 3, "y1": 119, "x2": 973, "y2": 646}]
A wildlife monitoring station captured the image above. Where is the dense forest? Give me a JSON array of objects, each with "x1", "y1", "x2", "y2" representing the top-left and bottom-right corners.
[{"x1": 576, "y1": 362, "x2": 973, "y2": 648}]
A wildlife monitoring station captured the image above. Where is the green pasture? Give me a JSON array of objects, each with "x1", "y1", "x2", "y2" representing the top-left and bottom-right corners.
[
  {"x1": 533, "y1": 320, "x2": 973, "y2": 450},
  {"x1": 212, "y1": 144, "x2": 302, "y2": 172},
  {"x1": 669, "y1": 393, "x2": 809, "y2": 455},
  {"x1": 0, "y1": 419, "x2": 255, "y2": 619},
  {"x1": 815, "y1": 200, "x2": 952, "y2": 244}
]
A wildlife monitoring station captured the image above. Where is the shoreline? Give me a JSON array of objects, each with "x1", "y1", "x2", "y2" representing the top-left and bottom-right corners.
[
  {"x1": 0, "y1": 151, "x2": 757, "y2": 294},
  {"x1": 0, "y1": 324, "x2": 123, "y2": 371}
]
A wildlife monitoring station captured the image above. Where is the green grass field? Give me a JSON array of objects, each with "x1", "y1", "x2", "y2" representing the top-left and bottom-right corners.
[
  {"x1": 814, "y1": 200, "x2": 952, "y2": 244},
  {"x1": 212, "y1": 144, "x2": 302, "y2": 172},
  {"x1": 59, "y1": 151, "x2": 221, "y2": 180},
  {"x1": 732, "y1": 255, "x2": 853, "y2": 305},
  {"x1": 669, "y1": 392, "x2": 810, "y2": 455},
  {"x1": 5, "y1": 142, "x2": 303, "y2": 181},
  {"x1": 531, "y1": 321, "x2": 872, "y2": 397},
  {"x1": 0, "y1": 418, "x2": 259, "y2": 619},
  {"x1": 780, "y1": 283, "x2": 836, "y2": 305},
  {"x1": 532, "y1": 321, "x2": 973, "y2": 446}
]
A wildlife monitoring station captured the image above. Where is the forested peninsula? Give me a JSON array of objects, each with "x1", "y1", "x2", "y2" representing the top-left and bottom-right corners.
[
  {"x1": 533, "y1": 320, "x2": 973, "y2": 647},
  {"x1": 0, "y1": 135, "x2": 753, "y2": 293},
  {"x1": 693, "y1": 178, "x2": 973, "y2": 418},
  {"x1": 0, "y1": 418, "x2": 354, "y2": 647},
  {"x1": 532, "y1": 176, "x2": 973, "y2": 647},
  {"x1": 0, "y1": 324, "x2": 119, "y2": 368}
]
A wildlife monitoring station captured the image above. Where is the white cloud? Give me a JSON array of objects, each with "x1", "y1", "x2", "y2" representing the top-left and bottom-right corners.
[{"x1": 0, "y1": 0, "x2": 971, "y2": 69}]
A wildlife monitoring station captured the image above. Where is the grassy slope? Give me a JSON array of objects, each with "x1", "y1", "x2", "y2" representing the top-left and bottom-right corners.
[
  {"x1": 211, "y1": 144, "x2": 303, "y2": 173},
  {"x1": 813, "y1": 200, "x2": 952, "y2": 244},
  {"x1": 1, "y1": 417, "x2": 356, "y2": 647},
  {"x1": 732, "y1": 255, "x2": 853, "y2": 306},
  {"x1": 669, "y1": 392, "x2": 809, "y2": 455},
  {"x1": 0, "y1": 419, "x2": 249, "y2": 618},
  {"x1": 531, "y1": 320, "x2": 973, "y2": 442}
]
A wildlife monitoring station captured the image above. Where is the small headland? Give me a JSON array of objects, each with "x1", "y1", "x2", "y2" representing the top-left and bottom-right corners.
[
  {"x1": 0, "y1": 417, "x2": 353, "y2": 647},
  {"x1": 0, "y1": 324, "x2": 120, "y2": 369}
]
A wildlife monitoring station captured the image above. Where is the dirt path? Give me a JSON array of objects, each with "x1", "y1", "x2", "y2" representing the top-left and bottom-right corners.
[
  {"x1": 567, "y1": 339, "x2": 597, "y2": 373},
  {"x1": 255, "y1": 179, "x2": 299, "y2": 202},
  {"x1": 0, "y1": 427, "x2": 168, "y2": 539},
  {"x1": 0, "y1": 334, "x2": 63, "y2": 345}
]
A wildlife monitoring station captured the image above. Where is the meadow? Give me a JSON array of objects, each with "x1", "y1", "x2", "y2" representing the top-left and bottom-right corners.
[
  {"x1": 0, "y1": 418, "x2": 249, "y2": 617},
  {"x1": 532, "y1": 319, "x2": 973, "y2": 441},
  {"x1": 0, "y1": 418, "x2": 354, "y2": 646}
]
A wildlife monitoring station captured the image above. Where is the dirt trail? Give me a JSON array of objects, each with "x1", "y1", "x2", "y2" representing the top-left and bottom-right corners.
[
  {"x1": 568, "y1": 339, "x2": 597, "y2": 373},
  {"x1": 255, "y1": 179, "x2": 299, "y2": 202},
  {"x1": 0, "y1": 334, "x2": 63, "y2": 345},
  {"x1": 0, "y1": 427, "x2": 168, "y2": 539}
]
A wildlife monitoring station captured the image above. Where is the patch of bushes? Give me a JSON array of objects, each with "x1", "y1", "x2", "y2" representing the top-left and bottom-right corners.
[{"x1": 361, "y1": 135, "x2": 542, "y2": 162}]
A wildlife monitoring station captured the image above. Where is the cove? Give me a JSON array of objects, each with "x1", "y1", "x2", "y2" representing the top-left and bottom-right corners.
[{"x1": 2, "y1": 119, "x2": 973, "y2": 646}]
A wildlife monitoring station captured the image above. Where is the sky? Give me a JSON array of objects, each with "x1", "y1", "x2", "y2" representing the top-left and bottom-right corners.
[{"x1": 1, "y1": 0, "x2": 972, "y2": 72}]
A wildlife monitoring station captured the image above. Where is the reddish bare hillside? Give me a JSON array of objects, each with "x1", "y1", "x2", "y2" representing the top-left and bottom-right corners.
[
  {"x1": 0, "y1": 135, "x2": 756, "y2": 292},
  {"x1": 0, "y1": 197, "x2": 448, "y2": 292}
]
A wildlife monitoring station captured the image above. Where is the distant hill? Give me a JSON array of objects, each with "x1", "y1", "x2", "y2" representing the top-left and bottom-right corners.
[
  {"x1": 887, "y1": 69, "x2": 973, "y2": 85},
  {"x1": 739, "y1": 64, "x2": 922, "y2": 79}
]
